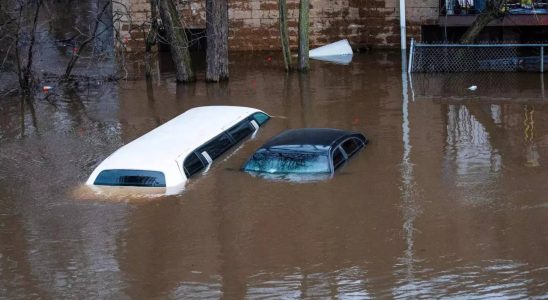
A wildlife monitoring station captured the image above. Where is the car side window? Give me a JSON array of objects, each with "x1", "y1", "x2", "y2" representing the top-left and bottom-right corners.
[
  {"x1": 183, "y1": 153, "x2": 205, "y2": 178},
  {"x1": 332, "y1": 147, "x2": 346, "y2": 170},
  {"x1": 252, "y1": 112, "x2": 270, "y2": 125},
  {"x1": 228, "y1": 121, "x2": 254, "y2": 143},
  {"x1": 198, "y1": 133, "x2": 233, "y2": 161},
  {"x1": 341, "y1": 138, "x2": 363, "y2": 158}
]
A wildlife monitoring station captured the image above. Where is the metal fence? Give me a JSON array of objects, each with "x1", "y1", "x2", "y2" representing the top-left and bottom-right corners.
[{"x1": 408, "y1": 39, "x2": 546, "y2": 73}]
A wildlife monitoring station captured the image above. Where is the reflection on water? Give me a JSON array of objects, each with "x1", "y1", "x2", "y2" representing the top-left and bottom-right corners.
[
  {"x1": 445, "y1": 105, "x2": 502, "y2": 202},
  {"x1": 1, "y1": 52, "x2": 548, "y2": 298}
]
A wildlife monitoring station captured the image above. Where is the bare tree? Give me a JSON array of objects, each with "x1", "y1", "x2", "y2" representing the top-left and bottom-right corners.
[
  {"x1": 205, "y1": 0, "x2": 228, "y2": 82},
  {"x1": 145, "y1": 0, "x2": 158, "y2": 79},
  {"x1": 297, "y1": 0, "x2": 309, "y2": 72},
  {"x1": 1, "y1": 0, "x2": 128, "y2": 96},
  {"x1": 460, "y1": 0, "x2": 507, "y2": 43},
  {"x1": 278, "y1": 0, "x2": 292, "y2": 71},
  {"x1": 157, "y1": 0, "x2": 195, "y2": 83},
  {"x1": 63, "y1": 0, "x2": 111, "y2": 79},
  {"x1": 0, "y1": 0, "x2": 43, "y2": 93}
]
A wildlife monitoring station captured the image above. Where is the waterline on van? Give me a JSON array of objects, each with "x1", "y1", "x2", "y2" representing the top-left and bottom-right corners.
[{"x1": 71, "y1": 183, "x2": 187, "y2": 202}]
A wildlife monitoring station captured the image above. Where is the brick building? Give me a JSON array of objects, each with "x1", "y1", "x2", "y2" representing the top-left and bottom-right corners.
[
  {"x1": 114, "y1": 0, "x2": 438, "y2": 51},
  {"x1": 113, "y1": 0, "x2": 548, "y2": 52}
]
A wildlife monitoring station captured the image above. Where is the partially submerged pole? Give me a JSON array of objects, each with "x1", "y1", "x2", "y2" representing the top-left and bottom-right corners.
[
  {"x1": 298, "y1": 0, "x2": 310, "y2": 72},
  {"x1": 400, "y1": 0, "x2": 407, "y2": 50},
  {"x1": 278, "y1": 0, "x2": 292, "y2": 71}
]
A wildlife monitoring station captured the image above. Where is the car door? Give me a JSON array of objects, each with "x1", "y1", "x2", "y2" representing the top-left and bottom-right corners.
[
  {"x1": 340, "y1": 137, "x2": 364, "y2": 158},
  {"x1": 331, "y1": 146, "x2": 346, "y2": 171}
]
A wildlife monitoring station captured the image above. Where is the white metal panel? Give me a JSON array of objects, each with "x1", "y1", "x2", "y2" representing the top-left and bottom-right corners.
[
  {"x1": 309, "y1": 39, "x2": 353, "y2": 57},
  {"x1": 86, "y1": 106, "x2": 267, "y2": 187}
]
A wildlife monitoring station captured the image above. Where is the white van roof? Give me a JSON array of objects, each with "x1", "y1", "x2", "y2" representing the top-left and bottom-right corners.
[{"x1": 86, "y1": 106, "x2": 266, "y2": 187}]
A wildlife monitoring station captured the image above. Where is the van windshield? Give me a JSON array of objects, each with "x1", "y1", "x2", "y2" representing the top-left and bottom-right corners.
[
  {"x1": 243, "y1": 150, "x2": 330, "y2": 174},
  {"x1": 94, "y1": 170, "x2": 166, "y2": 187}
]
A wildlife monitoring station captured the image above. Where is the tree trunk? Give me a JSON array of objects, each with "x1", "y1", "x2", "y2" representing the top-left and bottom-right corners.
[
  {"x1": 278, "y1": 0, "x2": 292, "y2": 71},
  {"x1": 297, "y1": 0, "x2": 309, "y2": 72},
  {"x1": 460, "y1": 0, "x2": 505, "y2": 43},
  {"x1": 22, "y1": 0, "x2": 41, "y2": 91},
  {"x1": 158, "y1": 0, "x2": 195, "y2": 83},
  {"x1": 206, "y1": 0, "x2": 229, "y2": 82}
]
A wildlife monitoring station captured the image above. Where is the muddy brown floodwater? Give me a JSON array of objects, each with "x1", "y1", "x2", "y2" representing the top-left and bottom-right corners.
[{"x1": 1, "y1": 52, "x2": 548, "y2": 299}]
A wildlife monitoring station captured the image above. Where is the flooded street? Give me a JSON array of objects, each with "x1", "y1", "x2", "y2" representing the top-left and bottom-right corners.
[{"x1": 1, "y1": 52, "x2": 548, "y2": 298}]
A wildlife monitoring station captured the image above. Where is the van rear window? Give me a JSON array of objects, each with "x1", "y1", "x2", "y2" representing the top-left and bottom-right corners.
[{"x1": 94, "y1": 170, "x2": 166, "y2": 187}]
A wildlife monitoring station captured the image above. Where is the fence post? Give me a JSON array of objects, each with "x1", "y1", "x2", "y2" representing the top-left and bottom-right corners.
[
  {"x1": 541, "y1": 46, "x2": 544, "y2": 73},
  {"x1": 408, "y1": 38, "x2": 414, "y2": 74}
]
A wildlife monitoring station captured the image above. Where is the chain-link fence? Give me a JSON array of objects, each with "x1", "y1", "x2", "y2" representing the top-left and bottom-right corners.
[
  {"x1": 409, "y1": 72, "x2": 547, "y2": 102},
  {"x1": 409, "y1": 40, "x2": 546, "y2": 73}
]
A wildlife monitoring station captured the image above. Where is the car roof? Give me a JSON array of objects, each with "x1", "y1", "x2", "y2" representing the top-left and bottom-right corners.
[
  {"x1": 261, "y1": 128, "x2": 364, "y2": 151},
  {"x1": 87, "y1": 106, "x2": 266, "y2": 187}
]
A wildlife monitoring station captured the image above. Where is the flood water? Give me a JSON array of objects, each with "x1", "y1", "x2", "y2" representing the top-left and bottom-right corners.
[{"x1": 1, "y1": 52, "x2": 548, "y2": 299}]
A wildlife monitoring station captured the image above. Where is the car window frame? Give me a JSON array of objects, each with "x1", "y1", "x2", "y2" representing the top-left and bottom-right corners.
[
  {"x1": 329, "y1": 136, "x2": 365, "y2": 172},
  {"x1": 227, "y1": 119, "x2": 256, "y2": 144},
  {"x1": 183, "y1": 152, "x2": 206, "y2": 178},
  {"x1": 339, "y1": 137, "x2": 365, "y2": 158},
  {"x1": 197, "y1": 132, "x2": 235, "y2": 161},
  {"x1": 183, "y1": 113, "x2": 268, "y2": 179},
  {"x1": 331, "y1": 146, "x2": 347, "y2": 171}
]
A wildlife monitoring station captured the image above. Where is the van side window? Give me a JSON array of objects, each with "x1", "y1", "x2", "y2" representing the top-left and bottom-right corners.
[
  {"x1": 199, "y1": 133, "x2": 233, "y2": 160},
  {"x1": 252, "y1": 112, "x2": 270, "y2": 125},
  {"x1": 183, "y1": 153, "x2": 205, "y2": 177},
  {"x1": 332, "y1": 148, "x2": 345, "y2": 170},
  {"x1": 341, "y1": 138, "x2": 363, "y2": 158},
  {"x1": 228, "y1": 121, "x2": 254, "y2": 143}
]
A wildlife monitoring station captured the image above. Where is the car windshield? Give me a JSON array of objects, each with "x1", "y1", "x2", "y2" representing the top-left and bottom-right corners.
[{"x1": 243, "y1": 150, "x2": 330, "y2": 174}]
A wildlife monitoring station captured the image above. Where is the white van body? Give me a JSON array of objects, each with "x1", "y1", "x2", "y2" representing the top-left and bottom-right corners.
[{"x1": 86, "y1": 106, "x2": 269, "y2": 191}]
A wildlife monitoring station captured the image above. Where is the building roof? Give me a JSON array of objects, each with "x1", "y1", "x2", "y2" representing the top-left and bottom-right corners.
[{"x1": 87, "y1": 106, "x2": 265, "y2": 187}]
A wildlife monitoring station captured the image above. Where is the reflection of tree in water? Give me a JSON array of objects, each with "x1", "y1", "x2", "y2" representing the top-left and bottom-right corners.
[
  {"x1": 523, "y1": 105, "x2": 539, "y2": 167},
  {"x1": 443, "y1": 104, "x2": 506, "y2": 205},
  {"x1": 446, "y1": 105, "x2": 501, "y2": 174},
  {"x1": 247, "y1": 150, "x2": 328, "y2": 173}
]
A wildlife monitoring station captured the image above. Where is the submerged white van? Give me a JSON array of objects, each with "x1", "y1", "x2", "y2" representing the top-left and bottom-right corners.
[{"x1": 86, "y1": 106, "x2": 270, "y2": 192}]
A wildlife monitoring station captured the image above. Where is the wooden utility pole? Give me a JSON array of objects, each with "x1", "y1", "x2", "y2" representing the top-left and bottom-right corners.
[
  {"x1": 278, "y1": 0, "x2": 292, "y2": 71},
  {"x1": 297, "y1": 0, "x2": 309, "y2": 72},
  {"x1": 206, "y1": 0, "x2": 229, "y2": 82},
  {"x1": 158, "y1": 0, "x2": 195, "y2": 83}
]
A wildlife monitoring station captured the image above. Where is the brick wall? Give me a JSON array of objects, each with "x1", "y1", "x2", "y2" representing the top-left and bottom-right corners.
[{"x1": 113, "y1": 0, "x2": 439, "y2": 52}]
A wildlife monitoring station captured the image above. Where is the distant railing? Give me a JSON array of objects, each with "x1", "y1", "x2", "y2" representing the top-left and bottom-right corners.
[
  {"x1": 440, "y1": 0, "x2": 548, "y2": 15},
  {"x1": 408, "y1": 39, "x2": 546, "y2": 73}
]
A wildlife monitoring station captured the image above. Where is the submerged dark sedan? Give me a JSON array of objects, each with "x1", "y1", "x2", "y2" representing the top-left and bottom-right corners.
[{"x1": 243, "y1": 128, "x2": 368, "y2": 177}]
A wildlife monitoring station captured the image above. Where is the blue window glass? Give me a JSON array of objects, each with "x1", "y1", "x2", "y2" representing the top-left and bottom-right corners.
[
  {"x1": 243, "y1": 150, "x2": 330, "y2": 174},
  {"x1": 94, "y1": 170, "x2": 166, "y2": 187},
  {"x1": 252, "y1": 112, "x2": 270, "y2": 126}
]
